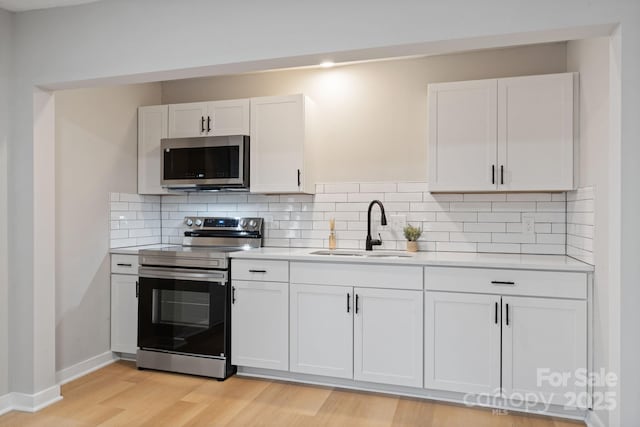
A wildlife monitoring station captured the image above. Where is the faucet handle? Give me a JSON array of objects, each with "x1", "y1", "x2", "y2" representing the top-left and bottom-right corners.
[{"x1": 378, "y1": 233, "x2": 382, "y2": 242}]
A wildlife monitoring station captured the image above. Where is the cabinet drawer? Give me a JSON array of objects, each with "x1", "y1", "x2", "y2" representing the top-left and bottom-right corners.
[
  {"x1": 291, "y1": 262, "x2": 422, "y2": 290},
  {"x1": 232, "y1": 259, "x2": 289, "y2": 282},
  {"x1": 425, "y1": 266, "x2": 586, "y2": 299},
  {"x1": 111, "y1": 254, "x2": 139, "y2": 275}
]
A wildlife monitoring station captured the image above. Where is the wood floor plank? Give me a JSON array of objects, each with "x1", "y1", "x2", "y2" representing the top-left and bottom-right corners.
[{"x1": 0, "y1": 361, "x2": 587, "y2": 427}]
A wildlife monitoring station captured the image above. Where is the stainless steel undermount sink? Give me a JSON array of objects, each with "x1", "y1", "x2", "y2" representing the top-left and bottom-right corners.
[{"x1": 310, "y1": 250, "x2": 414, "y2": 258}]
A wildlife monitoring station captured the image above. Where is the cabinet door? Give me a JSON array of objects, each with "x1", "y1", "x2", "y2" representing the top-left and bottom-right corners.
[
  {"x1": 497, "y1": 73, "x2": 574, "y2": 191},
  {"x1": 168, "y1": 102, "x2": 209, "y2": 137},
  {"x1": 425, "y1": 292, "x2": 501, "y2": 394},
  {"x1": 290, "y1": 283, "x2": 353, "y2": 378},
  {"x1": 250, "y1": 95, "x2": 305, "y2": 193},
  {"x1": 208, "y1": 99, "x2": 250, "y2": 136},
  {"x1": 428, "y1": 79, "x2": 498, "y2": 192},
  {"x1": 354, "y1": 288, "x2": 423, "y2": 387},
  {"x1": 231, "y1": 281, "x2": 288, "y2": 370},
  {"x1": 502, "y1": 296, "x2": 587, "y2": 408},
  {"x1": 138, "y1": 105, "x2": 169, "y2": 195},
  {"x1": 110, "y1": 274, "x2": 138, "y2": 354}
]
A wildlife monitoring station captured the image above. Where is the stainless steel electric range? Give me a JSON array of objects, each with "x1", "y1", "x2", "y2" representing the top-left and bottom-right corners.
[{"x1": 137, "y1": 216, "x2": 263, "y2": 380}]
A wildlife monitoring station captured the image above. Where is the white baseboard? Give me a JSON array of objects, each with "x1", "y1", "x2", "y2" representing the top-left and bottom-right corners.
[
  {"x1": 238, "y1": 367, "x2": 587, "y2": 421},
  {"x1": 0, "y1": 351, "x2": 120, "y2": 416},
  {"x1": 586, "y1": 410, "x2": 607, "y2": 427},
  {"x1": 11, "y1": 385, "x2": 62, "y2": 412},
  {"x1": 56, "y1": 351, "x2": 119, "y2": 385},
  {"x1": 0, "y1": 393, "x2": 12, "y2": 416}
]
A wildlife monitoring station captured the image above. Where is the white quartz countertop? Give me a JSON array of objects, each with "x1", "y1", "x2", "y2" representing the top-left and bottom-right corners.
[
  {"x1": 109, "y1": 244, "x2": 180, "y2": 255},
  {"x1": 229, "y1": 248, "x2": 594, "y2": 272}
]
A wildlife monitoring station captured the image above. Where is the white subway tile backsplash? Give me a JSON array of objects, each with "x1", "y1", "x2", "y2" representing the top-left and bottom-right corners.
[
  {"x1": 478, "y1": 243, "x2": 521, "y2": 254},
  {"x1": 506, "y1": 193, "x2": 552, "y2": 202},
  {"x1": 314, "y1": 193, "x2": 348, "y2": 203},
  {"x1": 110, "y1": 211, "x2": 136, "y2": 221},
  {"x1": 384, "y1": 192, "x2": 423, "y2": 202},
  {"x1": 450, "y1": 232, "x2": 491, "y2": 243},
  {"x1": 450, "y1": 202, "x2": 492, "y2": 212},
  {"x1": 464, "y1": 222, "x2": 506, "y2": 233},
  {"x1": 410, "y1": 202, "x2": 449, "y2": 212},
  {"x1": 109, "y1": 192, "x2": 162, "y2": 248},
  {"x1": 536, "y1": 202, "x2": 566, "y2": 212},
  {"x1": 436, "y1": 242, "x2": 477, "y2": 252},
  {"x1": 477, "y1": 212, "x2": 521, "y2": 223},
  {"x1": 425, "y1": 193, "x2": 463, "y2": 202},
  {"x1": 436, "y1": 212, "x2": 478, "y2": 222},
  {"x1": 521, "y1": 244, "x2": 566, "y2": 255},
  {"x1": 566, "y1": 186, "x2": 594, "y2": 265},
  {"x1": 360, "y1": 182, "x2": 397, "y2": 193},
  {"x1": 397, "y1": 182, "x2": 429, "y2": 192},
  {"x1": 150, "y1": 181, "x2": 572, "y2": 256},
  {"x1": 348, "y1": 192, "x2": 384, "y2": 202},
  {"x1": 492, "y1": 202, "x2": 536, "y2": 212},
  {"x1": 463, "y1": 193, "x2": 506, "y2": 202},
  {"x1": 492, "y1": 233, "x2": 536, "y2": 244},
  {"x1": 324, "y1": 183, "x2": 359, "y2": 193}
]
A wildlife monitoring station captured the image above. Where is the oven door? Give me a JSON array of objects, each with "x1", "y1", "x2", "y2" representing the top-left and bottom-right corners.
[
  {"x1": 160, "y1": 135, "x2": 247, "y2": 188},
  {"x1": 138, "y1": 267, "x2": 229, "y2": 358}
]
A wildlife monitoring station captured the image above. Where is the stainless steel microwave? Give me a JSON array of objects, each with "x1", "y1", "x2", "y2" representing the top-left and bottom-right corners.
[{"x1": 160, "y1": 135, "x2": 249, "y2": 191}]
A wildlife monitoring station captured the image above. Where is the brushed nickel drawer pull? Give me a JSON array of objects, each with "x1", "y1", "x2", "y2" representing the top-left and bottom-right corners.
[
  {"x1": 249, "y1": 269, "x2": 267, "y2": 273},
  {"x1": 491, "y1": 280, "x2": 515, "y2": 285},
  {"x1": 117, "y1": 263, "x2": 133, "y2": 267}
]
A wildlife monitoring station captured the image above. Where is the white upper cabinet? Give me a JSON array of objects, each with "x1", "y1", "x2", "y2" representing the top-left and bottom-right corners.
[
  {"x1": 428, "y1": 73, "x2": 575, "y2": 192},
  {"x1": 428, "y1": 79, "x2": 498, "y2": 192},
  {"x1": 250, "y1": 94, "x2": 315, "y2": 194},
  {"x1": 168, "y1": 99, "x2": 250, "y2": 138},
  {"x1": 497, "y1": 74, "x2": 575, "y2": 191},
  {"x1": 354, "y1": 288, "x2": 423, "y2": 388},
  {"x1": 138, "y1": 105, "x2": 169, "y2": 195}
]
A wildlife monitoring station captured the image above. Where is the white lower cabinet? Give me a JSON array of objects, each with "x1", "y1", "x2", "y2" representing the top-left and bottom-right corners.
[
  {"x1": 290, "y1": 283, "x2": 353, "y2": 379},
  {"x1": 425, "y1": 289, "x2": 587, "y2": 409},
  {"x1": 424, "y1": 292, "x2": 501, "y2": 394},
  {"x1": 354, "y1": 288, "x2": 423, "y2": 387},
  {"x1": 289, "y1": 282, "x2": 423, "y2": 387},
  {"x1": 231, "y1": 281, "x2": 289, "y2": 370},
  {"x1": 110, "y1": 273, "x2": 138, "y2": 354},
  {"x1": 502, "y1": 296, "x2": 587, "y2": 408}
]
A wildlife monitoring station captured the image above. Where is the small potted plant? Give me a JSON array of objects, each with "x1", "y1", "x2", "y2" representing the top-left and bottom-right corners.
[{"x1": 403, "y1": 224, "x2": 422, "y2": 252}]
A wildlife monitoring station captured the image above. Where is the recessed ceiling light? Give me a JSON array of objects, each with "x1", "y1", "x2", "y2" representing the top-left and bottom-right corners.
[{"x1": 320, "y1": 61, "x2": 335, "y2": 68}]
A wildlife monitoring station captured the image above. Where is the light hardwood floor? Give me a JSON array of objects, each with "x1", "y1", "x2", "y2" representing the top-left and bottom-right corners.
[{"x1": 0, "y1": 361, "x2": 585, "y2": 426}]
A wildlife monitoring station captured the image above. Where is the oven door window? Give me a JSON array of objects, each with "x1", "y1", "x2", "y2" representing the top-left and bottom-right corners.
[
  {"x1": 138, "y1": 277, "x2": 227, "y2": 358},
  {"x1": 163, "y1": 145, "x2": 240, "y2": 180}
]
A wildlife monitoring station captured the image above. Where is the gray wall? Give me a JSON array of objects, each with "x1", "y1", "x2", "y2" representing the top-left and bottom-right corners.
[
  {"x1": 567, "y1": 37, "x2": 611, "y2": 426},
  {"x1": 162, "y1": 43, "x2": 567, "y2": 183},
  {"x1": 54, "y1": 83, "x2": 161, "y2": 373},
  {"x1": 5, "y1": 1, "x2": 640, "y2": 424},
  {"x1": 0, "y1": 6, "x2": 12, "y2": 398}
]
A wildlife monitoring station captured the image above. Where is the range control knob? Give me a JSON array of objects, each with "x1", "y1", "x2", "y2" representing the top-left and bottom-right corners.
[
  {"x1": 185, "y1": 218, "x2": 193, "y2": 226},
  {"x1": 239, "y1": 219, "x2": 247, "y2": 229},
  {"x1": 249, "y1": 220, "x2": 257, "y2": 228},
  {"x1": 195, "y1": 219, "x2": 203, "y2": 226}
]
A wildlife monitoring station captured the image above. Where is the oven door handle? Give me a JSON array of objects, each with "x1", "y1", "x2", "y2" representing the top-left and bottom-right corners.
[{"x1": 139, "y1": 267, "x2": 228, "y2": 283}]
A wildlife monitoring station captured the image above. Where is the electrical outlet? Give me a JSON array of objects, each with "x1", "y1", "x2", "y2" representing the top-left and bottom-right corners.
[
  {"x1": 389, "y1": 215, "x2": 406, "y2": 231},
  {"x1": 522, "y1": 213, "x2": 535, "y2": 235}
]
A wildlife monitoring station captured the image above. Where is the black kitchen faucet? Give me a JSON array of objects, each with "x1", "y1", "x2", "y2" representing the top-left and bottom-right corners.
[{"x1": 366, "y1": 200, "x2": 387, "y2": 250}]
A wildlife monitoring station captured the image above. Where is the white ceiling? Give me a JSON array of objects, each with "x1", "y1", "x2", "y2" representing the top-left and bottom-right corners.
[{"x1": 0, "y1": 0, "x2": 104, "y2": 12}]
